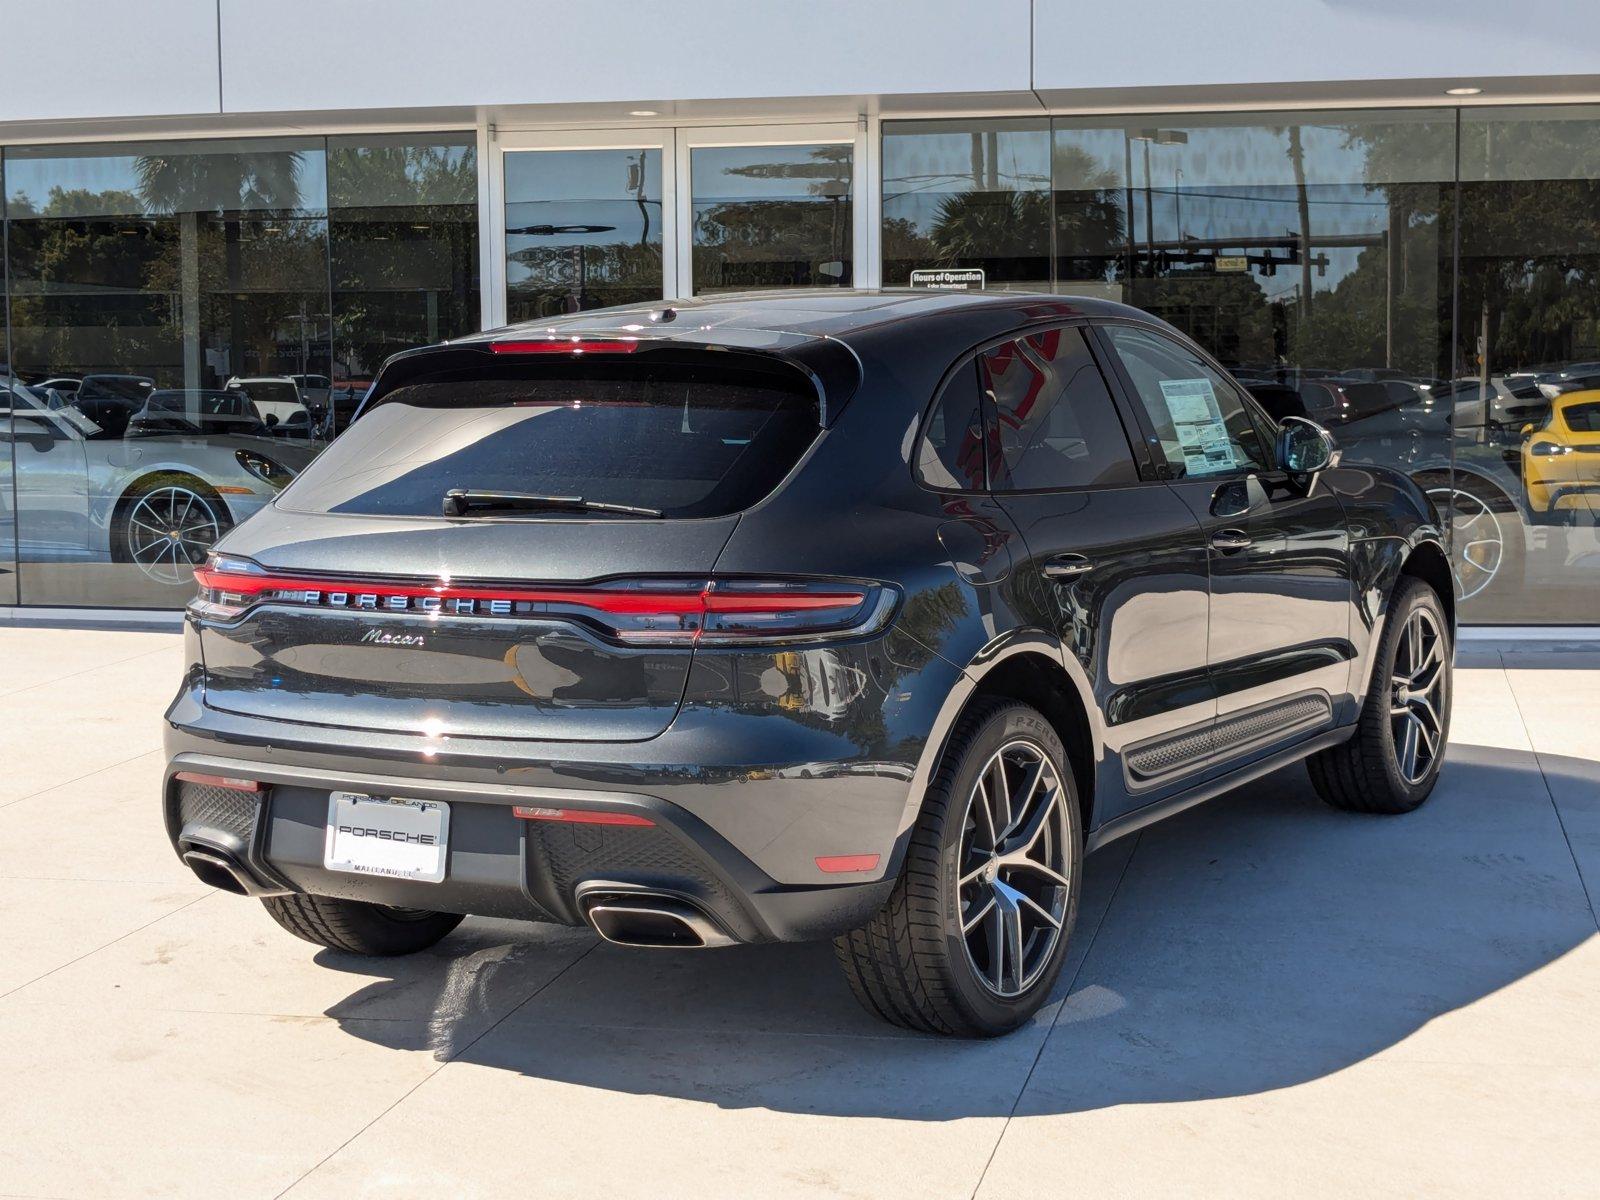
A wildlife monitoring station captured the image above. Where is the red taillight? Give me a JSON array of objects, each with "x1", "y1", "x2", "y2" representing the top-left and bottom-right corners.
[
  {"x1": 512, "y1": 806, "x2": 655, "y2": 827},
  {"x1": 174, "y1": 771, "x2": 261, "y2": 793},
  {"x1": 490, "y1": 338, "x2": 639, "y2": 355},
  {"x1": 191, "y1": 562, "x2": 892, "y2": 646}
]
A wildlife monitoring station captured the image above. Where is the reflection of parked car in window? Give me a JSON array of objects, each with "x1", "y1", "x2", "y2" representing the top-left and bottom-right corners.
[
  {"x1": 36, "y1": 377, "x2": 83, "y2": 401},
  {"x1": 1535, "y1": 363, "x2": 1600, "y2": 400},
  {"x1": 288, "y1": 374, "x2": 333, "y2": 431},
  {"x1": 224, "y1": 376, "x2": 314, "y2": 438},
  {"x1": 79, "y1": 373, "x2": 156, "y2": 401},
  {"x1": 129, "y1": 390, "x2": 272, "y2": 438},
  {"x1": 324, "y1": 377, "x2": 372, "y2": 435},
  {"x1": 1522, "y1": 390, "x2": 1600, "y2": 522},
  {"x1": 0, "y1": 381, "x2": 318, "y2": 586},
  {"x1": 1442, "y1": 375, "x2": 1550, "y2": 437},
  {"x1": 1247, "y1": 375, "x2": 1525, "y2": 604}
]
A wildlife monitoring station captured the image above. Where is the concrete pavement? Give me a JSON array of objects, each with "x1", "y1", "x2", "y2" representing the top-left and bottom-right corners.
[{"x1": 1, "y1": 626, "x2": 1596, "y2": 1198}]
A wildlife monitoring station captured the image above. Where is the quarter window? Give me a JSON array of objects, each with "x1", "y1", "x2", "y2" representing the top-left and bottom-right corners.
[
  {"x1": 980, "y1": 326, "x2": 1137, "y2": 490},
  {"x1": 917, "y1": 363, "x2": 988, "y2": 491},
  {"x1": 1101, "y1": 324, "x2": 1270, "y2": 479}
]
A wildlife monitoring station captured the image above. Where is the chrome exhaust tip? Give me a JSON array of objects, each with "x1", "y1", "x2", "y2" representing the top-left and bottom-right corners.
[{"x1": 578, "y1": 887, "x2": 736, "y2": 949}]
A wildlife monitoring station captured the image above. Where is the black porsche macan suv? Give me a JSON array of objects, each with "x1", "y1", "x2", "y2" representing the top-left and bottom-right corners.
[{"x1": 163, "y1": 290, "x2": 1454, "y2": 1036}]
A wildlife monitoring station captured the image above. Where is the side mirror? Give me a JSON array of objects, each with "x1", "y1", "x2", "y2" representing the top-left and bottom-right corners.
[{"x1": 1277, "y1": 415, "x2": 1337, "y2": 481}]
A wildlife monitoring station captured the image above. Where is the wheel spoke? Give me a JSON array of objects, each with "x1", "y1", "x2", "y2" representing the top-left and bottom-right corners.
[
  {"x1": 973, "y1": 778, "x2": 998, "y2": 852},
  {"x1": 1410, "y1": 645, "x2": 1443, "y2": 691},
  {"x1": 1398, "y1": 714, "x2": 1421, "y2": 780},
  {"x1": 1004, "y1": 858, "x2": 1070, "y2": 890},
  {"x1": 989, "y1": 758, "x2": 1014, "y2": 840},
  {"x1": 987, "y1": 904, "x2": 1006, "y2": 992},
  {"x1": 997, "y1": 888, "x2": 1026, "y2": 994},
  {"x1": 1019, "y1": 892, "x2": 1062, "y2": 930},
  {"x1": 1009, "y1": 782, "x2": 1062, "y2": 857},
  {"x1": 962, "y1": 894, "x2": 995, "y2": 934}
]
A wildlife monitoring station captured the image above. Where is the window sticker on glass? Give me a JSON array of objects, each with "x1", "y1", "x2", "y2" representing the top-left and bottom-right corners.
[{"x1": 1158, "y1": 377, "x2": 1238, "y2": 474}]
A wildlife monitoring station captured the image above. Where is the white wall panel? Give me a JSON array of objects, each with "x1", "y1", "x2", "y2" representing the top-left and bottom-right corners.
[
  {"x1": 218, "y1": 0, "x2": 1033, "y2": 113},
  {"x1": 1034, "y1": 0, "x2": 1600, "y2": 92},
  {"x1": 0, "y1": 0, "x2": 220, "y2": 122}
]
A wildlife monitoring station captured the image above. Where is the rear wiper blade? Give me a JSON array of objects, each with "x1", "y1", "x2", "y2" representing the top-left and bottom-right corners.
[{"x1": 442, "y1": 489, "x2": 662, "y2": 518}]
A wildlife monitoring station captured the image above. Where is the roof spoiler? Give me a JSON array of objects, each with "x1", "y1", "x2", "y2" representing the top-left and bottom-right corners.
[{"x1": 356, "y1": 331, "x2": 862, "y2": 427}]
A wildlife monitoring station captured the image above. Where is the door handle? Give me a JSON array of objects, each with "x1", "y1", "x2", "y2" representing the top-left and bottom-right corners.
[
  {"x1": 1041, "y1": 554, "x2": 1094, "y2": 579},
  {"x1": 1211, "y1": 528, "x2": 1253, "y2": 552}
]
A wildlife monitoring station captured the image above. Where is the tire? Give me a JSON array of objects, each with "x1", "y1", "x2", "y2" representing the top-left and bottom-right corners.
[
  {"x1": 111, "y1": 473, "x2": 232, "y2": 586},
  {"x1": 1308, "y1": 576, "x2": 1452, "y2": 814},
  {"x1": 261, "y1": 893, "x2": 464, "y2": 956},
  {"x1": 834, "y1": 700, "x2": 1083, "y2": 1037}
]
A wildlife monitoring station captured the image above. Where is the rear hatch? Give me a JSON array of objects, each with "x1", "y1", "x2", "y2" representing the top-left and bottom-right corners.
[{"x1": 195, "y1": 340, "x2": 830, "y2": 742}]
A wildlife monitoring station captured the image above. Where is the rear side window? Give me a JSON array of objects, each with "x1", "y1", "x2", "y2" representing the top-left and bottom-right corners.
[
  {"x1": 980, "y1": 326, "x2": 1137, "y2": 490},
  {"x1": 278, "y1": 355, "x2": 820, "y2": 519}
]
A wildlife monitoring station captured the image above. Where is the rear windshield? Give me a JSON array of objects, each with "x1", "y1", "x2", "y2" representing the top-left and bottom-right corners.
[{"x1": 278, "y1": 355, "x2": 821, "y2": 519}]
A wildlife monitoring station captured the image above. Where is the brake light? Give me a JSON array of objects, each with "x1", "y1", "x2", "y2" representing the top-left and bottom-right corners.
[
  {"x1": 190, "y1": 559, "x2": 895, "y2": 646},
  {"x1": 490, "y1": 338, "x2": 639, "y2": 355}
]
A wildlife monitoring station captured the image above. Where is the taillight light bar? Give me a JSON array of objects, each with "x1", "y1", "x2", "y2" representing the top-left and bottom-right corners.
[{"x1": 190, "y1": 560, "x2": 896, "y2": 647}]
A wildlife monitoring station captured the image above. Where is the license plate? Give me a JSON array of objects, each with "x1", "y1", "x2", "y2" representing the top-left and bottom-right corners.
[{"x1": 324, "y1": 792, "x2": 449, "y2": 883}]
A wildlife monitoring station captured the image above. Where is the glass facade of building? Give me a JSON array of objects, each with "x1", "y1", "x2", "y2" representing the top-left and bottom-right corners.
[
  {"x1": 886, "y1": 107, "x2": 1600, "y2": 625},
  {"x1": 1, "y1": 132, "x2": 478, "y2": 608},
  {"x1": 1, "y1": 108, "x2": 1597, "y2": 623}
]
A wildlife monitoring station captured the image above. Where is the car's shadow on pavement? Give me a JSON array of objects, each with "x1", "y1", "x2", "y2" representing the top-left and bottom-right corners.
[{"x1": 314, "y1": 742, "x2": 1599, "y2": 1118}]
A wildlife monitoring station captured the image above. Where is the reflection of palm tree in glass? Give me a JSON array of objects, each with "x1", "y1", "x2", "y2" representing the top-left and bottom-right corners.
[
  {"x1": 134, "y1": 151, "x2": 307, "y2": 383},
  {"x1": 134, "y1": 151, "x2": 304, "y2": 214},
  {"x1": 930, "y1": 190, "x2": 1048, "y2": 263},
  {"x1": 695, "y1": 146, "x2": 852, "y2": 291},
  {"x1": 923, "y1": 147, "x2": 1122, "y2": 288}
]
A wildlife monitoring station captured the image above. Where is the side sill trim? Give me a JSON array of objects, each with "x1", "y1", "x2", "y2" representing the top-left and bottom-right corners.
[{"x1": 1086, "y1": 726, "x2": 1355, "y2": 854}]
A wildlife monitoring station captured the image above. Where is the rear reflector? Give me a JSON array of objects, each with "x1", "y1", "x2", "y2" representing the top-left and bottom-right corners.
[
  {"x1": 190, "y1": 563, "x2": 890, "y2": 647},
  {"x1": 490, "y1": 338, "x2": 639, "y2": 355},
  {"x1": 174, "y1": 771, "x2": 261, "y2": 793},
  {"x1": 512, "y1": 806, "x2": 655, "y2": 827},
  {"x1": 815, "y1": 854, "x2": 881, "y2": 874}
]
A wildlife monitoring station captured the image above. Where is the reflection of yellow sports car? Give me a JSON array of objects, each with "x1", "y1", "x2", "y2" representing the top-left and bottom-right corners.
[{"x1": 1522, "y1": 389, "x2": 1600, "y2": 519}]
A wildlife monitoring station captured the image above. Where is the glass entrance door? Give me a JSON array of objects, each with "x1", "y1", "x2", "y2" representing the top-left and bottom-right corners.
[
  {"x1": 490, "y1": 123, "x2": 868, "y2": 323},
  {"x1": 493, "y1": 130, "x2": 675, "y2": 325},
  {"x1": 677, "y1": 124, "x2": 860, "y2": 295}
]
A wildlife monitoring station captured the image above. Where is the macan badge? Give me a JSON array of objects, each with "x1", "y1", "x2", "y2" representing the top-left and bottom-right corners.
[{"x1": 357, "y1": 629, "x2": 427, "y2": 647}]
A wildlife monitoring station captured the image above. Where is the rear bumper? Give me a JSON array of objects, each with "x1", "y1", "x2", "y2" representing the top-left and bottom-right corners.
[{"x1": 162, "y1": 685, "x2": 916, "y2": 943}]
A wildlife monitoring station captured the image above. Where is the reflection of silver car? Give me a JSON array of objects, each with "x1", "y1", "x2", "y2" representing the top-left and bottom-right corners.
[
  {"x1": 223, "y1": 376, "x2": 315, "y2": 438},
  {"x1": 2, "y1": 383, "x2": 319, "y2": 585}
]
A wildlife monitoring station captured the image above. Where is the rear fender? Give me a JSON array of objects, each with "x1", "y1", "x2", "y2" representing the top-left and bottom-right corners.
[{"x1": 883, "y1": 627, "x2": 1102, "y2": 878}]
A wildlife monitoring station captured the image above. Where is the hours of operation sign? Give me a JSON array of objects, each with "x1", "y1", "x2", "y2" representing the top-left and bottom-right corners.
[{"x1": 909, "y1": 267, "x2": 986, "y2": 290}]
